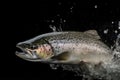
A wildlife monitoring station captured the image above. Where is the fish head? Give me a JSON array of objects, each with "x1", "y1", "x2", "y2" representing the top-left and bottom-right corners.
[{"x1": 16, "y1": 38, "x2": 54, "y2": 62}]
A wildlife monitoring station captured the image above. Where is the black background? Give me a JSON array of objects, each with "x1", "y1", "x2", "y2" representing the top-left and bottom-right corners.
[{"x1": 2, "y1": 0, "x2": 120, "y2": 79}]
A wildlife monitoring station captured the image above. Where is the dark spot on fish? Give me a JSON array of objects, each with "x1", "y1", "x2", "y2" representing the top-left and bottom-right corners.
[
  {"x1": 58, "y1": 46, "x2": 61, "y2": 49},
  {"x1": 73, "y1": 47, "x2": 75, "y2": 49},
  {"x1": 48, "y1": 48, "x2": 51, "y2": 51},
  {"x1": 55, "y1": 46, "x2": 58, "y2": 49},
  {"x1": 62, "y1": 37, "x2": 66, "y2": 39}
]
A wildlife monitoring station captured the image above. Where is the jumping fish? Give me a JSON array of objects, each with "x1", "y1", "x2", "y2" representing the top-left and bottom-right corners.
[{"x1": 15, "y1": 30, "x2": 113, "y2": 64}]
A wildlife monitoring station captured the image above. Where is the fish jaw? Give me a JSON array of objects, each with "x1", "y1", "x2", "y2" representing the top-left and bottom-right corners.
[
  {"x1": 15, "y1": 50, "x2": 51, "y2": 62},
  {"x1": 15, "y1": 45, "x2": 39, "y2": 61},
  {"x1": 15, "y1": 51, "x2": 36, "y2": 60}
]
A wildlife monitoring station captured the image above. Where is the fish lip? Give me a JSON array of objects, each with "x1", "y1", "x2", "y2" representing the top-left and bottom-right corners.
[
  {"x1": 15, "y1": 50, "x2": 43, "y2": 61},
  {"x1": 16, "y1": 45, "x2": 33, "y2": 58},
  {"x1": 16, "y1": 45, "x2": 41, "y2": 61},
  {"x1": 16, "y1": 45, "x2": 28, "y2": 54}
]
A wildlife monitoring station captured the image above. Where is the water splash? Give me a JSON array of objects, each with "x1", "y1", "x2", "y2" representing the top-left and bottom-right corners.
[
  {"x1": 49, "y1": 25, "x2": 62, "y2": 32},
  {"x1": 50, "y1": 64, "x2": 60, "y2": 70},
  {"x1": 48, "y1": 16, "x2": 65, "y2": 32},
  {"x1": 112, "y1": 34, "x2": 120, "y2": 64}
]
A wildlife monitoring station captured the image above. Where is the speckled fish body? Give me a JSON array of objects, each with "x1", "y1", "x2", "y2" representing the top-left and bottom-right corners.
[{"x1": 16, "y1": 30, "x2": 113, "y2": 64}]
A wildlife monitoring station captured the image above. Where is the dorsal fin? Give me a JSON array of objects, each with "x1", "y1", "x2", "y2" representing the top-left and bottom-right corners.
[{"x1": 84, "y1": 30, "x2": 101, "y2": 39}]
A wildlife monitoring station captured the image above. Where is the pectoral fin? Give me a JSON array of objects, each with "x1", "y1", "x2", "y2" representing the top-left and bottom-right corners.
[{"x1": 51, "y1": 52, "x2": 71, "y2": 61}]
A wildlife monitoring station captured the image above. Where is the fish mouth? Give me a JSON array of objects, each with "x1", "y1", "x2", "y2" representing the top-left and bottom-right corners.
[
  {"x1": 15, "y1": 45, "x2": 54, "y2": 62},
  {"x1": 15, "y1": 46, "x2": 40, "y2": 61}
]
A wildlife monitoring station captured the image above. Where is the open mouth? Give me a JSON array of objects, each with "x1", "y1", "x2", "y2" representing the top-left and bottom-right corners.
[
  {"x1": 15, "y1": 46, "x2": 38, "y2": 60},
  {"x1": 15, "y1": 45, "x2": 54, "y2": 62}
]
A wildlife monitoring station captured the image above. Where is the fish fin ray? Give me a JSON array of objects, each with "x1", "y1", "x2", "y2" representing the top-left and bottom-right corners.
[{"x1": 51, "y1": 51, "x2": 70, "y2": 61}]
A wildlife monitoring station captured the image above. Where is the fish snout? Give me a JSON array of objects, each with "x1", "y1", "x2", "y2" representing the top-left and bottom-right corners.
[{"x1": 16, "y1": 42, "x2": 31, "y2": 49}]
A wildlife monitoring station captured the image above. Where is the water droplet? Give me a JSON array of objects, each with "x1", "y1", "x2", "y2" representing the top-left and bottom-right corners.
[
  {"x1": 94, "y1": 5, "x2": 98, "y2": 8},
  {"x1": 50, "y1": 64, "x2": 59, "y2": 70},
  {"x1": 115, "y1": 30, "x2": 118, "y2": 33},
  {"x1": 49, "y1": 25, "x2": 57, "y2": 32},
  {"x1": 118, "y1": 26, "x2": 120, "y2": 29},
  {"x1": 104, "y1": 29, "x2": 108, "y2": 34},
  {"x1": 112, "y1": 21, "x2": 114, "y2": 24},
  {"x1": 118, "y1": 21, "x2": 120, "y2": 26},
  {"x1": 70, "y1": 6, "x2": 73, "y2": 9},
  {"x1": 63, "y1": 20, "x2": 66, "y2": 22},
  {"x1": 51, "y1": 20, "x2": 54, "y2": 23},
  {"x1": 70, "y1": 6, "x2": 74, "y2": 13}
]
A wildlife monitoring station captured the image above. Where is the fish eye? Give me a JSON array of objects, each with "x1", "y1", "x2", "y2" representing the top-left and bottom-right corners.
[{"x1": 30, "y1": 45, "x2": 38, "y2": 49}]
